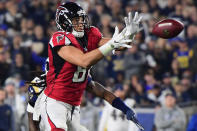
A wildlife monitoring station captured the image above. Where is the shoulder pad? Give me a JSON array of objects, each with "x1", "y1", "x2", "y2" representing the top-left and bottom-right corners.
[{"x1": 88, "y1": 26, "x2": 103, "y2": 38}]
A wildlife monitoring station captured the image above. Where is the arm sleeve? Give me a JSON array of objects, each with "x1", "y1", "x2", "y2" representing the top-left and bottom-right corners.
[{"x1": 49, "y1": 33, "x2": 72, "y2": 49}]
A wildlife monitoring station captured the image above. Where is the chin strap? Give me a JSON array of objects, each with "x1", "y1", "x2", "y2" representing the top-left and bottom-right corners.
[{"x1": 72, "y1": 29, "x2": 84, "y2": 38}]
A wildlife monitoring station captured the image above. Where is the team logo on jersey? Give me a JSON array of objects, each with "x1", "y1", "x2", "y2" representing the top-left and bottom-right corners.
[
  {"x1": 56, "y1": 35, "x2": 64, "y2": 43},
  {"x1": 84, "y1": 47, "x2": 88, "y2": 51}
]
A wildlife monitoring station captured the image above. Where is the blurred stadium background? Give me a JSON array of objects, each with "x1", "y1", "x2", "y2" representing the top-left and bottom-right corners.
[{"x1": 0, "y1": 0, "x2": 197, "y2": 131}]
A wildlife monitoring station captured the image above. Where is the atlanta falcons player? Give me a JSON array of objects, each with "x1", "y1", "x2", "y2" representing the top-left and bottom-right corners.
[{"x1": 40, "y1": 2, "x2": 143, "y2": 131}]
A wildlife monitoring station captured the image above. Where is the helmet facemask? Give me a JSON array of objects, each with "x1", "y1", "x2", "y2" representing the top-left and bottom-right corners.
[{"x1": 71, "y1": 15, "x2": 89, "y2": 38}]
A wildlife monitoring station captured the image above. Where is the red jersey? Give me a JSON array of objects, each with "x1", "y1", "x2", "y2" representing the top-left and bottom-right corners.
[{"x1": 44, "y1": 27, "x2": 102, "y2": 106}]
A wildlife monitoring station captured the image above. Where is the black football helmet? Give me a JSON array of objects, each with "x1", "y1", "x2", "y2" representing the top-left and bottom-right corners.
[{"x1": 55, "y1": 2, "x2": 90, "y2": 32}]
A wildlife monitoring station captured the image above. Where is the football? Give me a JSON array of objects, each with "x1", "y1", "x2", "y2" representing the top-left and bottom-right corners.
[{"x1": 152, "y1": 19, "x2": 184, "y2": 39}]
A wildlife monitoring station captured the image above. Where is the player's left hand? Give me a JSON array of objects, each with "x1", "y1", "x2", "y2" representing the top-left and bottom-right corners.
[
  {"x1": 112, "y1": 12, "x2": 142, "y2": 55},
  {"x1": 126, "y1": 110, "x2": 144, "y2": 130},
  {"x1": 124, "y1": 12, "x2": 143, "y2": 38}
]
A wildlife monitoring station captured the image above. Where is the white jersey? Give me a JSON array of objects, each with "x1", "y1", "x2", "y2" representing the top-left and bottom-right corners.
[{"x1": 98, "y1": 99, "x2": 139, "y2": 131}]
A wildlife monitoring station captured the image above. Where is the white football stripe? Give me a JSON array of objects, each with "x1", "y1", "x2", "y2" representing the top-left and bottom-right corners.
[{"x1": 158, "y1": 23, "x2": 172, "y2": 27}]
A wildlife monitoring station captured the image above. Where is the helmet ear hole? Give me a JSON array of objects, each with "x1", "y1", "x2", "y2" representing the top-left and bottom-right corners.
[{"x1": 61, "y1": 23, "x2": 72, "y2": 32}]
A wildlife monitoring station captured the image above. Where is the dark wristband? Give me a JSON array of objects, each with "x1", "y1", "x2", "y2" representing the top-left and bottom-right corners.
[{"x1": 112, "y1": 97, "x2": 130, "y2": 114}]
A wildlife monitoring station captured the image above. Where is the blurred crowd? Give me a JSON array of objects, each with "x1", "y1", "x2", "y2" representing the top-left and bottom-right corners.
[{"x1": 0, "y1": 0, "x2": 197, "y2": 131}]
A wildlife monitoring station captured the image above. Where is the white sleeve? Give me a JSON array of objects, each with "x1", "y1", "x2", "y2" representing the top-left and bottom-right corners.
[{"x1": 27, "y1": 103, "x2": 34, "y2": 113}]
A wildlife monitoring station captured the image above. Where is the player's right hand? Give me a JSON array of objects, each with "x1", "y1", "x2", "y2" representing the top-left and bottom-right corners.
[{"x1": 109, "y1": 26, "x2": 133, "y2": 49}]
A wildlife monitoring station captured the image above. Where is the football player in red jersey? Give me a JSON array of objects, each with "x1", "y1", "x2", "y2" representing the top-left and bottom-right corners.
[{"x1": 40, "y1": 2, "x2": 143, "y2": 131}]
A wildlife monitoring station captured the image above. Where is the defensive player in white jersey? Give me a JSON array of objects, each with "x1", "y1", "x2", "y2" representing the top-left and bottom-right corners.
[
  {"x1": 98, "y1": 85, "x2": 139, "y2": 131},
  {"x1": 27, "y1": 58, "x2": 49, "y2": 131}
]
